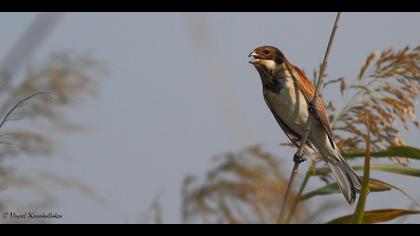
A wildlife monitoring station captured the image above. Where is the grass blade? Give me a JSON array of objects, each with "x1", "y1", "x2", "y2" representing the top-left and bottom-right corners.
[
  {"x1": 328, "y1": 209, "x2": 420, "y2": 224},
  {"x1": 343, "y1": 146, "x2": 420, "y2": 160},
  {"x1": 314, "y1": 164, "x2": 420, "y2": 178},
  {"x1": 299, "y1": 178, "x2": 391, "y2": 201}
]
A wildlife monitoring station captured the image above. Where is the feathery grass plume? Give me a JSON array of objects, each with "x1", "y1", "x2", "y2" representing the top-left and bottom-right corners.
[
  {"x1": 328, "y1": 46, "x2": 419, "y2": 161},
  {"x1": 0, "y1": 52, "x2": 104, "y2": 221},
  {"x1": 181, "y1": 146, "x2": 308, "y2": 224}
]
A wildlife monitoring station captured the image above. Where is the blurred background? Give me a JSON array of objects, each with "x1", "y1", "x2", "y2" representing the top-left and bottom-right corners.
[{"x1": 0, "y1": 12, "x2": 418, "y2": 224}]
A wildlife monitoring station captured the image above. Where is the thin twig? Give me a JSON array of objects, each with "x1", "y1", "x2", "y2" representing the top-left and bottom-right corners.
[
  {"x1": 0, "y1": 92, "x2": 53, "y2": 130},
  {"x1": 277, "y1": 12, "x2": 342, "y2": 224},
  {"x1": 285, "y1": 161, "x2": 315, "y2": 223},
  {"x1": 296, "y1": 12, "x2": 342, "y2": 162},
  {"x1": 396, "y1": 193, "x2": 420, "y2": 224}
]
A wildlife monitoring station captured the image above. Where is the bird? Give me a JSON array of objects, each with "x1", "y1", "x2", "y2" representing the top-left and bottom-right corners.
[{"x1": 248, "y1": 45, "x2": 362, "y2": 204}]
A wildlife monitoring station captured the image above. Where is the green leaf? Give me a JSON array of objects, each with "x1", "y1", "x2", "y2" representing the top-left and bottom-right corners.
[
  {"x1": 314, "y1": 164, "x2": 420, "y2": 178},
  {"x1": 370, "y1": 164, "x2": 420, "y2": 177},
  {"x1": 327, "y1": 209, "x2": 420, "y2": 224},
  {"x1": 343, "y1": 146, "x2": 420, "y2": 160},
  {"x1": 299, "y1": 178, "x2": 391, "y2": 201},
  {"x1": 302, "y1": 177, "x2": 420, "y2": 208}
]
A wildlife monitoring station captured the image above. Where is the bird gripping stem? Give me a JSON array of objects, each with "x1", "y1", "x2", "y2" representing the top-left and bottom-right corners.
[{"x1": 277, "y1": 12, "x2": 342, "y2": 224}]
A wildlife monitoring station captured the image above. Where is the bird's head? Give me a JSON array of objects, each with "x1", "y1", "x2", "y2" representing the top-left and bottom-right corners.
[{"x1": 248, "y1": 46, "x2": 286, "y2": 72}]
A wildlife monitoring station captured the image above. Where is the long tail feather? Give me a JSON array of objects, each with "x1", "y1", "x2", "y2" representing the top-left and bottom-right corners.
[{"x1": 324, "y1": 150, "x2": 363, "y2": 204}]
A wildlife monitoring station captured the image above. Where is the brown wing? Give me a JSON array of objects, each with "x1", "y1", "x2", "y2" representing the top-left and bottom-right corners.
[
  {"x1": 291, "y1": 64, "x2": 335, "y2": 148},
  {"x1": 264, "y1": 96, "x2": 314, "y2": 150}
]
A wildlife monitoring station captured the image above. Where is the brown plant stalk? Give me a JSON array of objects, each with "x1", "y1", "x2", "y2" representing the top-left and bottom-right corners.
[{"x1": 277, "y1": 12, "x2": 342, "y2": 224}]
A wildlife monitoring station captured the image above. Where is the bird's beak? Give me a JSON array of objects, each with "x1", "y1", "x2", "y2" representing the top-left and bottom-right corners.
[{"x1": 248, "y1": 51, "x2": 260, "y2": 64}]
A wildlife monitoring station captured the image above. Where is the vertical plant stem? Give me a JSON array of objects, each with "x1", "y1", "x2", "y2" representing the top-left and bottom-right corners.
[
  {"x1": 285, "y1": 161, "x2": 315, "y2": 224},
  {"x1": 351, "y1": 102, "x2": 372, "y2": 224},
  {"x1": 277, "y1": 161, "x2": 300, "y2": 224},
  {"x1": 295, "y1": 12, "x2": 342, "y2": 159},
  {"x1": 276, "y1": 12, "x2": 342, "y2": 224}
]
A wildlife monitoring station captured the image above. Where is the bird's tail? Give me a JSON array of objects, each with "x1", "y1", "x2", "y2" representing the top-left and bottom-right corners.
[{"x1": 323, "y1": 149, "x2": 363, "y2": 204}]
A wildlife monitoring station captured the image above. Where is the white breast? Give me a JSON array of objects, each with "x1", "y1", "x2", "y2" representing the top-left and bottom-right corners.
[
  {"x1": 264, "y1": 76, "x2": 309, "y2": 137},
  {"x1": 264, "y1": 76, "x2": 335, "y2": 155}
]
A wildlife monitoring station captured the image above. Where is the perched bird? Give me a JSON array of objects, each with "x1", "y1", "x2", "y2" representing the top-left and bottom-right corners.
[{"x1": 248, "y1": 45, "x2": 362, "y2": 204}]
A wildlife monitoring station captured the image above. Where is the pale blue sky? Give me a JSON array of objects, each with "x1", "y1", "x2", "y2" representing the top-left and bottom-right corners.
[{"x1": 0, "y1": 12, "x2": 419, "y2": 223}]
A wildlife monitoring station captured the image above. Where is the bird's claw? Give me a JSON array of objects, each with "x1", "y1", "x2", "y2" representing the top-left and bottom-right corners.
[
  {"x1": 308, "y1": 100, "x2": 318, "y2": 115},
  {"x1": 293, "y1": 154, "x2": 306, "y2": 164}
]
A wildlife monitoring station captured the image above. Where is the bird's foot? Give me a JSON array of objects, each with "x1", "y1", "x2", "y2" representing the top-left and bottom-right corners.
[
  {"x1": 308, "y1": 100, "x2": 318, "y2": 115},
  {"x1": 293, "y1": 154, "x2": 306, "y2": 165}
]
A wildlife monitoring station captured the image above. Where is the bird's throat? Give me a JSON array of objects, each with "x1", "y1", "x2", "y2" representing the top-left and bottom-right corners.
[{"x1": 257, "y1": 66, "x2": 283, "y2": 94}]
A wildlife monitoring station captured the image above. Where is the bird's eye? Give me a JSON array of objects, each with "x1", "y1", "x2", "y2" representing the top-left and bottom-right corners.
[{"x1": 263, "y1": 50, "x2": 270, "y2": 55}]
